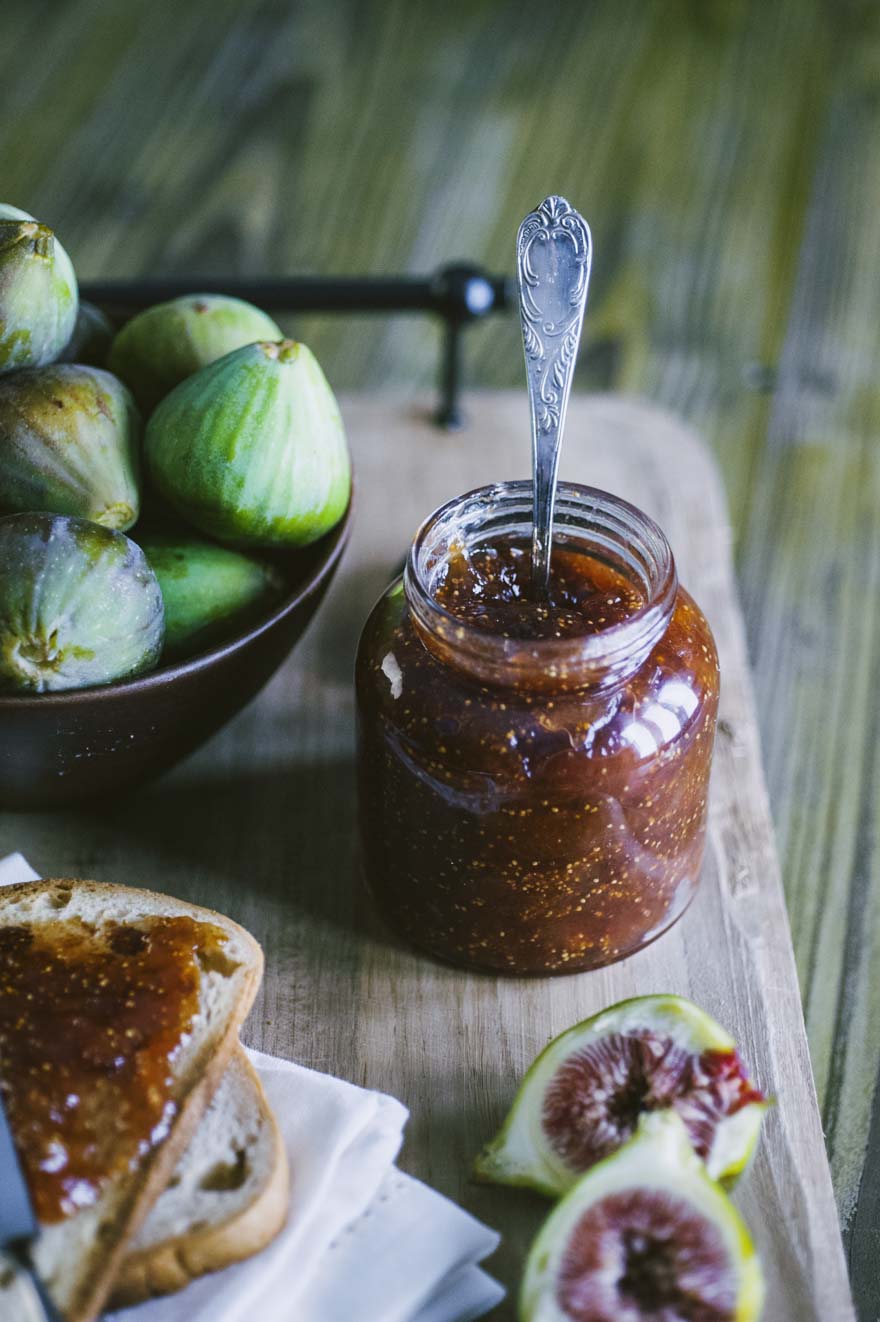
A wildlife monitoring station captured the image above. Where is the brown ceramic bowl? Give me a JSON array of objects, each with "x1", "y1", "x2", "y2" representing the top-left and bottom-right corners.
[{"x1": 0, "y1": 501, "x2": 352, "y2": 810}]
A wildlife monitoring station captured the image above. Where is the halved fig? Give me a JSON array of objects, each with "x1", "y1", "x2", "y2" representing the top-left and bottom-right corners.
[
  {"x1": 520, "y1": 1111, "x2": 764, "y2": 1322},
  {"x1": 476, "y1": 996, "x2": 767, "y2": 1197}
]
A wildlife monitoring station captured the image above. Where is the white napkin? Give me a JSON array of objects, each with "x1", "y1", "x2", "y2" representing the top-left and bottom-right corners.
[{"x1": 0, "y1": 855, "x2": 504, "y2": 1322}]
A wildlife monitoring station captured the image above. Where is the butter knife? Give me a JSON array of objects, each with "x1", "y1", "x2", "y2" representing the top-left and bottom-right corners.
[{"x1": 0, "y1": 1089, "x2": 59, "y2": 1321}]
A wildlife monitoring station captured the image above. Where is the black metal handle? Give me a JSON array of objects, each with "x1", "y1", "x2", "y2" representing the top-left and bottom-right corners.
[{"x1": 82, "y1": 264, "x2": 514, "y2": 428}]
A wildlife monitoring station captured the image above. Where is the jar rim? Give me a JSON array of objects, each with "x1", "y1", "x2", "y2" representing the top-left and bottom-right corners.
[{"x1": 404, "y1": 480, "x2": 678, "y2": 690}]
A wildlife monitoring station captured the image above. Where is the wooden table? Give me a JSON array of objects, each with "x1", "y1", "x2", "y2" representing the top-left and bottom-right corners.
[
  {"x1": 2, "y1": 2, "x2": 878, "y2": 1312},
  {"x1": 0, "y1": 395, "x2": 856, "y2": 1317}
]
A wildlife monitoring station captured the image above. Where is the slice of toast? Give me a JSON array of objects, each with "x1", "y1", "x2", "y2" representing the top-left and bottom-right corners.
[
  {"x1": 0, "y1": 878, "x2": 263, "y2": 1322},
  {"x1": 111, "y1": 1044, "x2": 289, "y2": 1305}
]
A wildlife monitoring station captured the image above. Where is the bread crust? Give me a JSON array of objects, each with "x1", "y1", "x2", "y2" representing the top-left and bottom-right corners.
[
  {"x1": 0, "y1": 878, "x2": 263, "y2": 1322},
  {"x1": 110, "y1": 1047, "x2": 290, "y2": 1305}
]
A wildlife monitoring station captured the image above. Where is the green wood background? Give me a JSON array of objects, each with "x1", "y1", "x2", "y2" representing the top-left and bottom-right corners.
[{"x1": 2, "y1": 0, "x2": 878, "y2": 1313}]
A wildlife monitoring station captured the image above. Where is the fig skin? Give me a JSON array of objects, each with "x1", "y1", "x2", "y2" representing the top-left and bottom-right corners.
[
  {"x1": 137, "y1": 526, "x2": 283, "y2": 661},
  {"x1": 520, "y1": 1112, "x2": 764, "y2": 1322},
  {"x1": 58, "y1": 299, "x2": 115, "y2": 368},
  {"x1": 0, "y1": 364, "x2": 142, "y2": 531},
  {"x1": 108, "y1": 293, "x2": 283, "y2": 414},
  {"x1": 0, "y1": 203, "x2": 78, "y2": 373},
  {"x1": 0, "y1": 512, "x2": 164, "y2": 694},
  {"x1": 145, "y1": 338, "x2": 351, "y2": 549}
]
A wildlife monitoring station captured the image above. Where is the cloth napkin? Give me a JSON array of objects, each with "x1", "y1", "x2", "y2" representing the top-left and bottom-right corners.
[{"x1": 0, "y1": 854, "x2": 504, "y2": 1322}]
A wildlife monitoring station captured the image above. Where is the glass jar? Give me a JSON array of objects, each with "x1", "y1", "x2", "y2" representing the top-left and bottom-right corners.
[{"x1": 355, "y1": 481, "x2": 719, "y2": 975}]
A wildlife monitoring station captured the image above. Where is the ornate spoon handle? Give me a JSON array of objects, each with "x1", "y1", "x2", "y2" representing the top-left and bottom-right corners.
[{"x1": 516, "y1": 195, "x2": 592, "y2": 596}]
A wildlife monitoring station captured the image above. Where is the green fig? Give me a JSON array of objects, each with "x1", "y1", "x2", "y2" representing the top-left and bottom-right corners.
[
  {"x1": 108, "y1": 293, "x2": 283, "y2": 413},
  {"x1": 0, "y1": 512, "x2": 163, "y2": 693},
  {"x1": 475, "y1": 995, "x2": 767, "y2": 1197},
  {"x1": 0, "y1": 365, "x2": 142, "y2": 531},
  {"x1": 145, "y1": 339, "x2": 351, "y2": 548},
  {"x1": 0, "y1": 203, "x2": 78, "y2": 372},
  {"x1": 58, "y1": 299, "x2": 115, "y2": 368},
  {"x1": 0, "y1": 205, "x2": 38, "y2": 221},
  {"x1": 520, "y1": 1112, "x2": 764, "y2": 1322},
  {"x1": 138, "y1": 527, "x2": 283, "y2": 660}
]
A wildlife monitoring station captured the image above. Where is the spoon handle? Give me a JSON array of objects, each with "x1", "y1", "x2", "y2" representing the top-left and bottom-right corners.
[{"x1": 516, "y1": 195, "x2": 592, "y2": 595}]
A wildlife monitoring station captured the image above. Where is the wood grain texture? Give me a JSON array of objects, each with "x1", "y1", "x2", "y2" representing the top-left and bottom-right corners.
[
  {"x1": 0, "y1": 395, "x2": 854, "y2": 1319},
  {"x1": 1, "y1": 0, "x2": 878, "y2": 1308}
]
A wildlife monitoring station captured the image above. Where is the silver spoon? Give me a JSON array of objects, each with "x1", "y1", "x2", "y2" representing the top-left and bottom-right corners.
[{"x1": 516, "y1": 195, "x2": 592, "y2": 597}]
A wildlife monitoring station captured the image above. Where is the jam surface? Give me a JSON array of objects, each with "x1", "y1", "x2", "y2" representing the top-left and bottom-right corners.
[
  {"x1": 0, "y1": 915, "x2": 221, "y2": 1223},
  {"x1": 432, "y1": 540, "x2": 646, "y2": 640},
  {"x1": 357, "y1": 532, "x2": 719, "y2": 975}
]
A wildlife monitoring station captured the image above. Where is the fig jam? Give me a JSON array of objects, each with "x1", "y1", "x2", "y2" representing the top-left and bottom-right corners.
[
  {"x1": 0, "y1": 915, "x2": 225, "y2": 1222},
  {"x1": 434, "y1": 541, "x2": 646, "y2": 641},
  {"x1": 356, "y1": 482, "x2": 719, "y2": 975}
]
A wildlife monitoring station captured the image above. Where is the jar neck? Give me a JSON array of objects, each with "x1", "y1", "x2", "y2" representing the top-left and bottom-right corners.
[{"x1": 404, "y1": 481, "x2": 678, "y2": 694}]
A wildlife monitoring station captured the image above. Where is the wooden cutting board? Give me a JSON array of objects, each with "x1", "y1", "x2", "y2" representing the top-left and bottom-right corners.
[{"x1": 2, "y1": 392, "x2": 853, "y2": 1319}]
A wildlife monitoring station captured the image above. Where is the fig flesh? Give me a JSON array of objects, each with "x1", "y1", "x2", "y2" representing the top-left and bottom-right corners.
[
  {"x1": 0, "y1": 365, "x2": 142, "y2": 530},
  {"x1": 137, "y1": 527, "x2": 283, "y2": 660},
  {"x1": 520, "y1": 1111, "x2": 764, "y2": 1322},
  {"x1": 0, "y1": 513, "x2": 163, "y2": 693},
  {"x1": 59, "y1": 299, "x2": 115, "y2": 368},
  {"x1": 476, "y1": 996, "x2": 767, "y2": 1197},
  {"x1": 108, "y1": 293, "x2": 283, "y2": 413},
  {"x1": 0, "y1": 203, "x2": 78, "y2": 372},
  {"x1": 145, "y1": 338, "x2": 351, "y2": 548}
]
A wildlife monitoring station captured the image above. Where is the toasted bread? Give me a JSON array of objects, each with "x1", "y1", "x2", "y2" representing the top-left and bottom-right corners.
[
  {"x1": 0, "y1": 878, "x2": 262, "y2": 1322},
  {"x1": 111, "y1": 1045, "x2": 289, "y2": 1305}
]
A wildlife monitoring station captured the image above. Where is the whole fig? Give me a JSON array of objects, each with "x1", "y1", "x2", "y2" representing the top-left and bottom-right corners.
[
  {"x1": 0, "y1": 365, "x2": 142, "y2": 531},
  {"x1": 138, "y1": 527, "x2": 283, "y2": 660},
  {"x1": 58, "y1": 299, "x2": 115, "y2": 368},
  {"x1": 0, "y1": 203, "x2": 78, "y2": 372},
  {"x1": 145, "y1": 339, "x2": 351, "y2": 548},
  {"x1": 109, "y1": 293, "x2": 282, "y2": 413},
  {"x1": 0, "y1": 512, "x2": 164, "y2": 693}
]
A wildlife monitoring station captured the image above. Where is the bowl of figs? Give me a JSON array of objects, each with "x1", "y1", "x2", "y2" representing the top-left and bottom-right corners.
[{"x1": 0, "y1": 205, "x2": 352, "y2": 808}]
